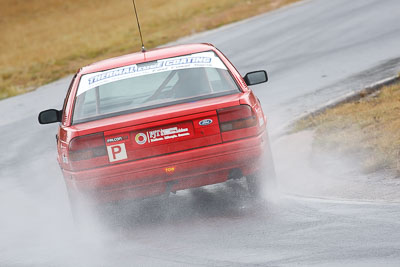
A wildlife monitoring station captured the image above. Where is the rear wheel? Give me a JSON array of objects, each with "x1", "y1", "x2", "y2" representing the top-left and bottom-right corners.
[
  {"x1": 246, "y1": 173, "x2": 262, "y2": 197},
  {"x1": 66, "y1": 187, "x2": 98, "y2": 229},
  {"x1": 246, "y1": 169, "x2": 276, "y2": 198},
  {"x1": 246, "y1": 139, "x2": 276, "y2": 198}
]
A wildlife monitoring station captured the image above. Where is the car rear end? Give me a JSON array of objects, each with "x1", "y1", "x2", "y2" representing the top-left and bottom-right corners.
[
  {"x1": 61, "y1": 99, "x2": 269, "y2": 203},
  {"x1": 56, "y1": 44, "x2": 271, "y2": 203}
]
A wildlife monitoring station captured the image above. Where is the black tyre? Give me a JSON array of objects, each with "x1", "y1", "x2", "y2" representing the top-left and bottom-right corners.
[
  {"x1": 65, "y1": 187, "x2": 97, "y2": 229},
  {"x1": 246, "y1": 168, "x2": 276, "y2": 198},
  {"x1": 246, "y1": 137, "x2": 276, "y2": 198}
]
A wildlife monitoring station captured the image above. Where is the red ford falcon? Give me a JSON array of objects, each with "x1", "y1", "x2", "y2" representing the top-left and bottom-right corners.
[{"x1": 39, "y1": 43, "x2": 275, "y2": 214}]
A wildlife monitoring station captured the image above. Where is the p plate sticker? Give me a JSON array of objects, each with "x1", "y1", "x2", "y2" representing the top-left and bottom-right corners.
[
  {"x1": 107, "y1": 143, "x2": 128, "y2": 162},
  {"x1": 199, "y1": 119, "x2": 213, "y2": 126}
]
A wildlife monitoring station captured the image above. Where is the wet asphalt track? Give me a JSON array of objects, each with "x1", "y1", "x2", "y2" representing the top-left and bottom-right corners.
[{"x1": 1, "y1": 0, "x2": 400, "y2": 266}]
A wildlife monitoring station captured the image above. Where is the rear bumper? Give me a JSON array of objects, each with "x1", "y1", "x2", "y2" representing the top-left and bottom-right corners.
[{"x1": 63, "y1": 130, "x2": 270, "y2": 202}]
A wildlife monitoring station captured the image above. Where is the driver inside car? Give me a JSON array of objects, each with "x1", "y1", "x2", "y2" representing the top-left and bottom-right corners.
[{"x1": 173, "y1": 68, "x2": 213, "y2": 98}]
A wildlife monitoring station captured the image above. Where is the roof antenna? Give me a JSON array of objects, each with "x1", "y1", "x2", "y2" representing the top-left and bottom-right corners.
[{"x1": 132, "y1": 0, "x2": 146, "y2": 52}]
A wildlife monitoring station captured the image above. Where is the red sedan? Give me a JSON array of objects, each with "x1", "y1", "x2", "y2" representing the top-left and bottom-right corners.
[{"x1": 39, "y1": 43, "x2": 275, "y2": 212}]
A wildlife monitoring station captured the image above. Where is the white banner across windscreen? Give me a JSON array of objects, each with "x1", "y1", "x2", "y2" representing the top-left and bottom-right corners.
[{"x1": 77, "y1": 52, "x2": 227, "y2": 96}]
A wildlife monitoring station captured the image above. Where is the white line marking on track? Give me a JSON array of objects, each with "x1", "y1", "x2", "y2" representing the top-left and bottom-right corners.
[{"x1": 283, "y1": 192, "x2": 400, "y2": 206}]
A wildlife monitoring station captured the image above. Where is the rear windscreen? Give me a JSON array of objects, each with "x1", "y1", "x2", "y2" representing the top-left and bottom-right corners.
[{"x1": 73, "y1": 51, "x2": 240, "y2": 124}]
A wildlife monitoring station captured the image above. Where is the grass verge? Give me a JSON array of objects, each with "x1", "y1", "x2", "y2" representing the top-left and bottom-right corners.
[
  {"x1": 295, "y1": 80, "x2": 400, "y2": 175},
  {"x1": 0, "y1": 0, "x2": 300, "y2": 100}
]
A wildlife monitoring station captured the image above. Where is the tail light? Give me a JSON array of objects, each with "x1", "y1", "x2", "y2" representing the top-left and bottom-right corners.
[
  {"x1": 69, "y1": 133, "x2": 107, "y2": 161},
  {"x1": 217, "y1": 105, "x2": 258, "y2": 132}
]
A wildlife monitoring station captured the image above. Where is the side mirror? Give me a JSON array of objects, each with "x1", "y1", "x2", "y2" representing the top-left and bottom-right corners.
[
  {"x1": 38, "y1": 109, "x2": 62, "y2": 124},
  {"x1": 244, "y1": 70, "x2": 268, "y2": 86}
]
